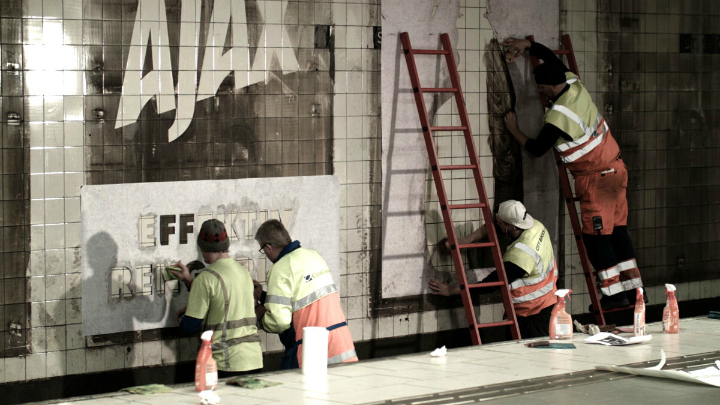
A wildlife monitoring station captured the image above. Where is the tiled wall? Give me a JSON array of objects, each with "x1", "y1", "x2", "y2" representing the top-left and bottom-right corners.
[
  {"x1": 2, "y1": 0, "x2": 718, "y2": 385},
  {"x1": 1, "y1": 0, "x2": 338, "y2": 382},
  {"x1": 559, "y1": 0, "x2": 720, "y2": 313}
]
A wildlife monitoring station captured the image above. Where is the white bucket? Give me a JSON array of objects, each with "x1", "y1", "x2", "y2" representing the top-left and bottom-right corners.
[{"x1": 301, "y1": 327, "x2": 329, "y2": 376}]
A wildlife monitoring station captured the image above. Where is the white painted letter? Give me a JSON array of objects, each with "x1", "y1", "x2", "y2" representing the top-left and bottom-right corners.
[
  {"x1": 167, "y1": 0, "x2": 202, "y2": 142},
  {"x1": 111, "y1": 267, "x2": 133, "y2": 299},
  {"x1": 197, "y1": 0, "x2": 252, "y2": 100},
  {"x1": 115, "y1": 0, "x2": 175, "y2": 135},
  {"x1": 139, "y1": 215, "x2": 156, "y2": 247}
]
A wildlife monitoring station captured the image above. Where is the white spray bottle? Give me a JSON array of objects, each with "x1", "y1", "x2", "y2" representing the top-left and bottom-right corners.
[
  {"x1": 663, "y1": 284, "x2": 679, "y2": 333},
  {"x1": 549, "y1": 289, "x2": 573, "y2": 340}
]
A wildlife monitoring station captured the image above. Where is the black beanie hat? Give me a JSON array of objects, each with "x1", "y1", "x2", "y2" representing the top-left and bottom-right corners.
[
  {"x1": 197, "y1": 219, "x2": 229, "y2": 252},
  {"x1": 533, "y1": 62, "x2": 567, "y2": 85}
]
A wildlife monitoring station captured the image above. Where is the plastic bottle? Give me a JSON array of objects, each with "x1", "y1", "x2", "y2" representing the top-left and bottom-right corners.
[
  {"x1": 195, "y1": 330, "x2": 218, "y2": 392},
  {"x1": 663, "y1": 284, "x2": 679, "y2": 334},
  {"x1": 549, "y1": 289, "x2": 573, "y2": 340},
  {"x1": 633, "y1": 287, "x2": 645, "y2": 336}
]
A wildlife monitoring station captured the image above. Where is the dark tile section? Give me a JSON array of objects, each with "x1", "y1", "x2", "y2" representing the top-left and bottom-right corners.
[
  {"x1": 84, "y1": 0, "x2": 334, "y2": 185},
  {"x1": 1, "y1": 3, "x2": 30, "y2": 359},
  {"x1": 597, "y1": 0, "x2": 720, "y2": 286}
]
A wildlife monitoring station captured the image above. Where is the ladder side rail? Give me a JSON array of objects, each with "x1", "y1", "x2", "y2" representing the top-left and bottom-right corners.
[
  {"x1": 440, "y1": 34, "x2": 521, "y2": 340},
  {"x1": 399, "y1": 32, "x2": 482, "y2": 344}
]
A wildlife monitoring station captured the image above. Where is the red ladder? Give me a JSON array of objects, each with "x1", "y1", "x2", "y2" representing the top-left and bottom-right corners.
[
  {"x1": 527, "y1": 34, "x2": 634, "y2": 325},
  {"x1": 400, "y1": 32, "x2": 521, "y2": 344}
]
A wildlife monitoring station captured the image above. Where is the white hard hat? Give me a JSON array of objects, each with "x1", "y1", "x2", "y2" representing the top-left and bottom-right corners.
[{"x1": 497, "y1": 200, "x2": 534, "y2": 230}]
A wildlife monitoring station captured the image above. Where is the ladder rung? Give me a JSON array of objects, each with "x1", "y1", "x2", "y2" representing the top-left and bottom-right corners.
[
  {"x1": 412, "y1": 49, "x2": 450, "y2": 55},
  {"x1": 438, "y1": 164, "x2": 476, "y2": 170},
  {"x1": 467, "y1": 281, "x2": 504, "y2": 288},
  {"x1": 477, "y1": 320, "x2": 516, "y2": 329},
  {"x1": 458, "y1": 242, "x2": 495, "y2": 249},
  {"x1": 447, "y1": 203, "x2": 487, "y2": 210},
  {"x1": 421, "y1": 87, "x2": 458, "y2": 93},
  {"x1": 430, "y1": 126, "x2": 468, "y2": 131},
  {"x1": 554, "y1": 50, "x2": 572, "y2": 54}
]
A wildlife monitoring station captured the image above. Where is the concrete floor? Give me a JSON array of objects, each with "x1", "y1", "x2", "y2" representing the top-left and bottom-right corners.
[{"x1": 44, "y1": 318, "x2": 720, "y2": 405}]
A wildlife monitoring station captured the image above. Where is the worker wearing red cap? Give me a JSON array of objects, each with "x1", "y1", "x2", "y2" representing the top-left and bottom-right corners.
[
  {"x1": 501, "y1": 38, "x2": 643, "y2": 310},
  {"x1": 429, "y1": 200, "x2": 558, "y2": 338}
]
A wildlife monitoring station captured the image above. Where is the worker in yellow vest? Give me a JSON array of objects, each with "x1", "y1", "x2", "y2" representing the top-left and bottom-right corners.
[
  {"x1": 501, "y1": 37, "x2": 643, "y2": 310},
  {"x1": 429, "y1": 200, "x2": 558, "y2": 338},
  {"x1": 254, "y1": 219, "x2": 357, "y2": 369},
  {"x1": 172, "y1": 219, "x2": 263, "y2": 376}
]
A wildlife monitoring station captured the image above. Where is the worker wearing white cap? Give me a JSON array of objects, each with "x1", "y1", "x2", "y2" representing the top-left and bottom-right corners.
[{"x1": 429, "y1": 200, "x2": 558, "y2": 338}]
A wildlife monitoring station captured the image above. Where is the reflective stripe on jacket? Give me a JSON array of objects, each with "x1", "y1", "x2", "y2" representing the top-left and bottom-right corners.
[
  {"x1": 546, "y1": 72, "x2": 621, "y2": 174},
  {"x1": 503, "y1": 220, "x2": 558, "y2": 317},
  {"x1": 263, "y1": 247, "x2": 357, "y2": 366}
]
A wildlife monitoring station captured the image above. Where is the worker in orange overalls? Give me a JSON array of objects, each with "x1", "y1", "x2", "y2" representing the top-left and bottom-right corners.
[
  {"x1": 501, "y1": 38, "x2": 643, "y2": 310},
  {"x1": 254, "y1": 219, "x2": 357, "y2": 369}
]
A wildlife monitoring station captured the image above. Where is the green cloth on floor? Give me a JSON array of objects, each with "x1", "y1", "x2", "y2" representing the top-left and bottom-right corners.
[
  {"x1": 536, "y1": 343, "x2": 577, "y2": 349},
  {"x1": 121, "y1": 384, "x2": 173, "y2": 395},
  {"x1": 226, "y1": 377, "x2": 282, "y2": 389}
]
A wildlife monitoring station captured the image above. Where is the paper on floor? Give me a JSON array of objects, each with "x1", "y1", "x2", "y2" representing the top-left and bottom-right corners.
[
  {"x1": 583, "y1": 332, "x2": 652, "y2": 346},
  {"x1": 596, "y1": 349, "x2": 720, "y2": 388},
  {"x1": 430, "y1": 346, "x2": 447, "y2": 357}
]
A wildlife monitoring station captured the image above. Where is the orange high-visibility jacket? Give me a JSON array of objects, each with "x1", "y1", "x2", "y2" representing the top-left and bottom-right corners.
[
  {"x1": 263, "y1": 247, "x2": 357, "y2": 367},
  {"x1": 546, "y1": 72, "x2": 620, "y2": 175},
  {"x1": 503, "y1": 220, "x2": 558, "y2": 317}
]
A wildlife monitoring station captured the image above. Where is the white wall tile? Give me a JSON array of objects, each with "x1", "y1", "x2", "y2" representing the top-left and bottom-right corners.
[
  {"x1": 86, "y1": 347, "x2": 105, "y2": 373},
  {"x1": 347, "y1": 318, "x2": 363, "y2": 342},
  {"x1": 47, "y1": 351, "x2": 67, "y2": 378},
  {"x1": 142, "y1": 341, "x2": 162, "y2": 367},
  {"x1": 161, "y1": 340, "x2": 178, "y2": 365},
  {"x1": 105, "y1": 346, "x2": 126, "y2": 371},
  {"x1": 66, "y1": 324, "x2": 84, "y2": 349},
  {"x1": 393, "y1": 313, "x2": 409, "y2": 337},
  {"x1": 66, "y1": 298, "x2": 82, "y2": 324},
  {"x1": 66, "y1": 349, "x2": 86, "y2": 375},
  {"x1": 45, "y1": 299, "x2": 66, "y2": 326},
  {"x1": 377, "y1": 316, "x2": 392, "y2": 338},
  {"x1": 26, "y1": 353, "x2": 47, "y2": 380},
  {"x1": 362, "y1": 317, "x2": 378, "y2": 341},
  {"x1": 47, "y1": 325, "x2": 67, "y2": 352},
  {"x1": 125, "y1": 343, "x2": 143, "y2": 368},
  {"x1": 45, "y1": 275, "x2": 65, "y2": 301},
  {"x1": 5, "y1": 357, "x2": 25, "y2": 382}
]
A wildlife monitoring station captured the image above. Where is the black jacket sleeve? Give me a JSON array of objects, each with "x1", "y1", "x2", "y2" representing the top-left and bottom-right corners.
[
  {"x1": 529, "y1": 41, "x2": 570, "y2": 73},
  {"x1": 524, "y1": 123, "x2": 572, "y2": 157},
  {"x1": 480, "y1": 261, "x2": 528, "y2": 285}
]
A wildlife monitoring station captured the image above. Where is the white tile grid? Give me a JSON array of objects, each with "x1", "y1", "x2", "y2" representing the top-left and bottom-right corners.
[{"x1": 424, "y1": 7, "x2": 499, "y2": 312}]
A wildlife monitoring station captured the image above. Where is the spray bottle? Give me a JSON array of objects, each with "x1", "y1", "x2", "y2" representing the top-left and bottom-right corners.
[
  {"x1": 633, "y1": 288, "x2": 646, "y2": 336},
  {"x1": 549, "y1": 289, "x2": 573, "y2": 340},
  {"x1": 663, "y1": 284, "x2": 679, "y2": 334},
  {"x1": 195, "y1": 330, "x2": 218, "y2": 392}
]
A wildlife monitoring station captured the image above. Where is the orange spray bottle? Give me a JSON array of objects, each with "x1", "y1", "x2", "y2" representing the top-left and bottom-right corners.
[
  {"x1": 663, "y1": 284, "x2": 679, "y2": 333},
  {"x1": 195, "y1": 330, "x2": 218, "y2": 392},
  {"x1": 549, "y1": 289, "x2": 573, "y2": 340},
  {"x1": 633, "y1": 287, "x2": 646, "y2": 336}
]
